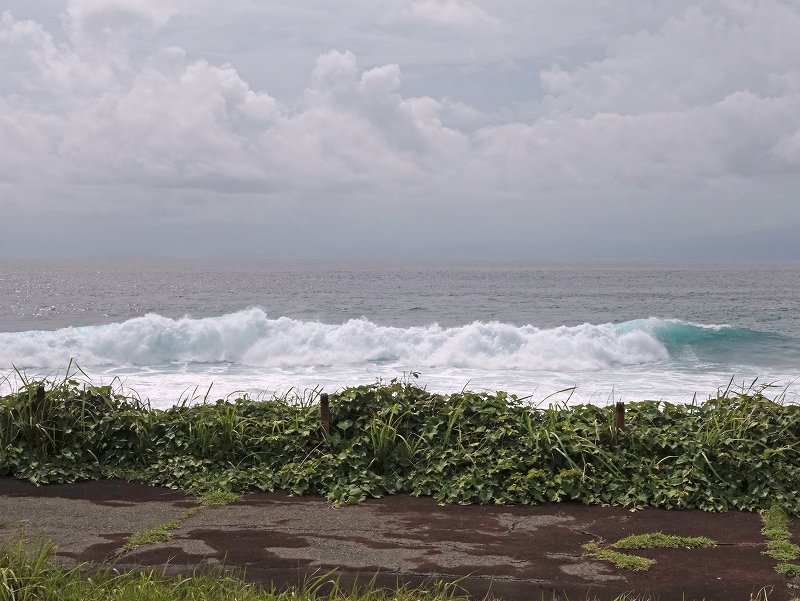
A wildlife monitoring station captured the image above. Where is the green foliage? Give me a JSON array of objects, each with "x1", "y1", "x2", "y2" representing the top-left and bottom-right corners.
[
  {"x1": 776, "y1": 562, "x2": 800, "y2": 577},
  {"x1": 125, "y1": 520, "x2": 182, "y2": 550},
  {"x1": 3, "y1": 371, "x2": 800, "y2": 513},
  {"x1": 582, "y1": 541, "x2": 655, "y2": 572},
  {"x1": 765, "y1": 540, "x2": 800, "y2": 562},
  {"x1": 585, "y1": 531, "x2": 714, "y2": 573},
  {"x1": 762, "y1": 505, "x2": 792, "y2": 540},
  {"x1": 760, "y1": 504, "x2": 800, "y2": 576},
  {"x1": 197, "y1": 490, "x2": 242, "y2": 506},
  {"x1": 612, "y1": 532, "x2": 715, "y2": 549}
]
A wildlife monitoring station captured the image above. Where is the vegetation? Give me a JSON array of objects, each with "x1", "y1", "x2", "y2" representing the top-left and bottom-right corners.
[
  {"x1": 612, "y1": 532, "x2": 715, "y2": 550},
  {"x1": 124, "y1": 520, "x2": 182, "y2": 551},
  {"x1": 581, "y1": 541, "x2": 655, "y2": 572},
  {"x1": 2, "y1": 369, "x2": 800, "y2": 513},
  {"x1": 582, "y1": 532, "x2": 716, "y2": 573},
  {"x1": 765, "y1": 540, "x2": 800, "y2": 562},
  {"x1": 122, "y1": 486, "x2": 241, "y2": 551},
  {"x1": 762, "y1": 505, "x2": 793, "y2": 540},
  {"x1": 776, "y1": 562, "x2": 800, "y2": 578},
  {"x1": 761, "y1": 504, "x2": 800, "y2": 578},
  {"x1": 197, "y1": 490, "x2": 242, "y2": 506}
]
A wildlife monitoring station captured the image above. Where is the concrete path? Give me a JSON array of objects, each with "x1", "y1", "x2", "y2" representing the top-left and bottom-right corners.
[{"x1": 0, "y1": 478, "x2": 797, "y2": 601}]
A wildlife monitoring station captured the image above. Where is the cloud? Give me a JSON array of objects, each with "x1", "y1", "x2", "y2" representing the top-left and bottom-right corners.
[
  {"x1": 0, "y1": 11, "x2": 111, "y2": 99},
  {"x1": 66, "y1": 0, "x2": 179, "y2": 44},
  {"x1": 473, "y1": 90, "x2": 800, "y2": 192},
  {"x1": 774, "y1": 130, "x2": 800, "y2": 165},
  {"x1": 57, "y1": 46, "x2": 281, "y2": 187},
  {"x1": 537, "y1": 0, "x2": 800, "y2": 115},
  {"x1": 0, "y1": 18, "x2": 469, "y2": 196},
  {"x1": 1, "y1": 0, "x2": 799, "y2": 258},
  {"x1": 297, "y1": 51, "x2": 465, "y2": 171},
  {"x1": 380, "y1": 0, "x2": 500, "y2": 30}
]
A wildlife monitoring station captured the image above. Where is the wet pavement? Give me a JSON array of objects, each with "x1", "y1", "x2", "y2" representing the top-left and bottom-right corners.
[{"x1": 1, "y1": 478, "x2": 797, "y2": 601}]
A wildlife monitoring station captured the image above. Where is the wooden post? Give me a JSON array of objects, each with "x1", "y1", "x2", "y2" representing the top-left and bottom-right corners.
[
  {"x1": 615, "y1": 401, "x2": 625, "y2": 433},
  {"x1": 320, "y1": 393, "x2": 330, "y2": 437},
  {"x1": 34, "y1": 385, "x2": 46, "y2": 419}
]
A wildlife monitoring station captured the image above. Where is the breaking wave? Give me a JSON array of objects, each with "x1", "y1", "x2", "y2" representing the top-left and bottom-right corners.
[{"x1": 0, "y1": 309, "x2": 783, "y2": 372}]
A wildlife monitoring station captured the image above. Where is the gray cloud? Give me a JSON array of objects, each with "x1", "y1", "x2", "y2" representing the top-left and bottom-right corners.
[{"x1": 1, "y1": 0, "x2": 798, "y2": 259}]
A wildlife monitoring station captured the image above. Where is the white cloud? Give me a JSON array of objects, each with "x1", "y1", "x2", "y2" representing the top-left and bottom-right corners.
[
  {"x1": 265, "y1": 51, "x2": 468, "y2": 192},
  {"x1": 58, "y1": 49, "x2": 281, "y2": 187}
]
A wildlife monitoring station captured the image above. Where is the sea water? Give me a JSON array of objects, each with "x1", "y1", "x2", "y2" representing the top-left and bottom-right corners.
[{"x1": 1, "y1": 260, "x2": 798, "y2": 408}]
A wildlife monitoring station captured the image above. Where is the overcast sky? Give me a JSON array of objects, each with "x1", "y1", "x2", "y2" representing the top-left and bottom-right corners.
[{"x1": 1, "y1": 0, "x2": 798, "y2": 260}]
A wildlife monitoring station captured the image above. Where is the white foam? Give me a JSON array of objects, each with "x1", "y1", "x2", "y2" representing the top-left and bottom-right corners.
[
  {"x1": 0, "y1": 308, "x2": 669, "y2": 371},
  {"x1": 4, "y1": 310, "x2": 796, "y2": 408},
  {"x1": 3, "y1": 362, "x2": 794, "y2": 410}
]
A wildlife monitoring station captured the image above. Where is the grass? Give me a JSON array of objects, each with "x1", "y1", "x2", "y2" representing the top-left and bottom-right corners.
[
  {"x1": 124, "y1": 520, "x2": 182, "y2": 551},
  {"x1": 183, "y1": 506, "x2": 204, "y2": 518},
  {"x1": 761, "y1": 504, "x2": 800, "y2": 577},
  {"x1": 123, "y1": 489, "x2": 241, "y2": 551},
  {"x1": 584, "y1": 531, "x2": 716, "y2": 573},
  {"x1": 582, "y1": 541, "x2": 655, "y2": 572},
  {"x1": 766, "y1": 539, "x2": 800, "y2": 562},
  {"x1": 776, "y1": 562, "x2": 800, "y2": 577},
  {"x1": 763, "y1": 505, "x2": 793, "y2": 540},
  {"x1": 612, "y1": 532, "x2": 715, "y2": 549},
  {"x1": 197, "y1": 490, "x2": 242, "y2": 505}
]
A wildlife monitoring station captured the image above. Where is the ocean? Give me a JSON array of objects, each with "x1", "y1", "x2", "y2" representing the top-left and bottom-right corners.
[{"x1": 1, "y1": 260, "x2": 798, "y2": 408}]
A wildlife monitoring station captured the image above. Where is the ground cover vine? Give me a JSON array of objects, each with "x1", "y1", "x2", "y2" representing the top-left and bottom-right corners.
[{"x1": 1, "y1": 371, "x2": 799, "y2": 513}]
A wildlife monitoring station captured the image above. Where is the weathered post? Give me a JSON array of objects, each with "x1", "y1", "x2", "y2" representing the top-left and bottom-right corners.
[
  {"x1": 615, "y1": 401, "x2": 625, "y2": 433},
  {"x1": 320, "y1": 393, "x2": 330, "y2": 437},
  {"x1": 34, "y1": 385, "x2": 46, "y2": 419}
]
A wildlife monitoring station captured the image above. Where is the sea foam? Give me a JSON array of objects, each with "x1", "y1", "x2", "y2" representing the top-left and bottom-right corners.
[
  {"x1": 0, "y1": 308, "x2": 729, "y2": 371},
  {"x1": 1, "y1": 309, "x2": 796, "y2": 406}
]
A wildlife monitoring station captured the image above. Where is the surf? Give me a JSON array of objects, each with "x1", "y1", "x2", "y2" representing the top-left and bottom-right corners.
[{"x1": 3, "y1": 309, "x2": 781, "y2": 371}]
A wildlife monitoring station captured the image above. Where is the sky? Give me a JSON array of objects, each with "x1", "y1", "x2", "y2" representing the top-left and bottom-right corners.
[{"x1": 1, "y1": 0, "x2": 799, "y2": 260}]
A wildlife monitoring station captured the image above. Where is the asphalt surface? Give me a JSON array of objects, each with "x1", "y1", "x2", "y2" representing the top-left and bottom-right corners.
[{"x1": 1, "y1": 478, "x2": 798, "y2": 600}]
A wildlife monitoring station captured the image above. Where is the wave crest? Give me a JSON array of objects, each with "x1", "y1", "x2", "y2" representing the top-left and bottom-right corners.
[
  {"x1": 0, "y1": 308, "x2": 684, "y2": 371},
  {"x1": 3, "y1": 309, "x2": 777, "y2": 372}
]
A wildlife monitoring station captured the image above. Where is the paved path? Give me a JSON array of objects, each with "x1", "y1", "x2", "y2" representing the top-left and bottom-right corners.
[{"x1": 1, "y1": 478, "x2": 798, "y2": 600}]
